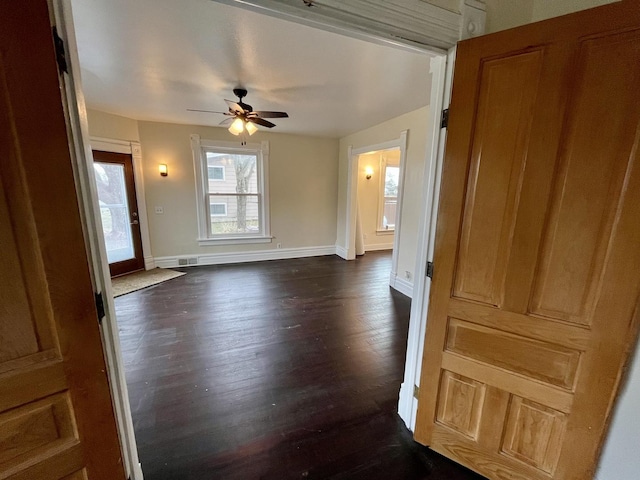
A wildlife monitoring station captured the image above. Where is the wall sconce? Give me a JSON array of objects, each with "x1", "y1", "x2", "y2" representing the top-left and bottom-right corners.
[
  {"x1": 365, "y1": 166, "x2": 374, "y2": 179},
  {"x1": 159, "y1": 164, "x2": 168, "y2": 177}
]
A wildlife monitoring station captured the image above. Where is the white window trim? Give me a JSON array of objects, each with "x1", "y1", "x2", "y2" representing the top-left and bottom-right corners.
[
  {"x1": 377, "y1": 156, "x2": 400, "y2": 232},
  {"x1": 208, "y1": 164, "x2": 225, "y2": 181},
  {"x1": 191, "y1": 135, "x2": 271, "y2": 245}
]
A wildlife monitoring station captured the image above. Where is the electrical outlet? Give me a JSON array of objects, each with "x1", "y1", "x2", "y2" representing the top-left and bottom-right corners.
[
  {"x1": 155, "y1": 206, "x2": 164, "y2": 214},
  {"x1": 277, "y1": 243, "x2": 282, "y2": 249}
]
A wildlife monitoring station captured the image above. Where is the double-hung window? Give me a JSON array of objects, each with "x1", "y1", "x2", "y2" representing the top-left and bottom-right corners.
[
  {"x1": 191, "y1": 135, "x2": 270, "y2": 245},
  {"x1": 378, "y1": 157, "x2": 400, "y2": 231}
]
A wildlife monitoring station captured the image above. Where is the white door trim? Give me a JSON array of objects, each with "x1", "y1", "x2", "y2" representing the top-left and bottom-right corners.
[
  {"x1": 345, "y1": 135, "x2": 407, "y2": 270},
  {"x1": 90, "y1": 136, "x2": 155, "y2": 271},
  {"x1": 398, "y1": 48, "x2": 455, "y2": 430},
  {"x1": 52, "y1": 1, "x2": 143, "y2": 478}
]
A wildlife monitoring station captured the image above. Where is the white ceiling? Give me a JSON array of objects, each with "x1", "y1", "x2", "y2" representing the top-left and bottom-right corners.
[{"x1": 71, "y1": 0, "x2": 434, "y2": 138}]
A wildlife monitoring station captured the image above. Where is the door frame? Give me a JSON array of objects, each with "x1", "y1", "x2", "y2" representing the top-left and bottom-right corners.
[
  {"x1": 345, "y1": 134, "x2": 407, "y2": 276},
  {"x1": 53, "y1": 0, "x2": 451, "y2": 475},
  {"x1": 51, "y1": 1, "x2": 143, "y2": 478},
  {"x1": 91, "y1": 136, "x2": 155, "y2": 272},
  {"x1": 397, "y1": 48, "x2": 455, "y2": 429}
]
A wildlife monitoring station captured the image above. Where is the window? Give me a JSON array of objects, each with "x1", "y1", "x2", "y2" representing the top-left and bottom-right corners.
[
  {"x1": 208, "y1": 165, "x2": 225, "y2": 181},
  {"x1": 378, "y1": 158, "x2": 400, "y2": 231},
  {"x1": 210, "y1": 203, "x2": 227, "y2": 216},
  {"x1": 191, "y1": 135, "x2": 271, "y2": 245}
]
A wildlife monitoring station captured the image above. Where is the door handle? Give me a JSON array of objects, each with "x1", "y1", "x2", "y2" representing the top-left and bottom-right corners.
[{"x1": 130, "y1": 220, "x2": 139, "y2": 225}]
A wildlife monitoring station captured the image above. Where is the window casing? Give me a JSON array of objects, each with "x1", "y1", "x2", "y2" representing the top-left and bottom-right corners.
[{"x1": 191, "y1": 136, "x2": 271, "y2": 245}]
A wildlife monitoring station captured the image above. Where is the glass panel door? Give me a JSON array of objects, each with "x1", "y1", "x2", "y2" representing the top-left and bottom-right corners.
[{"x1": 94, "y1": 161, "x2": 136, "y2": 263}]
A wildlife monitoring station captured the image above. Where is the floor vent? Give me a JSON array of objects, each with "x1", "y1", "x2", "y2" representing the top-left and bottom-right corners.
[{"x1": 178, "y1": 258, "x2": 198, "y2": 266}]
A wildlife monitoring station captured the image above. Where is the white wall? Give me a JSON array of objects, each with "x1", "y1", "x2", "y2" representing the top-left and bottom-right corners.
[
  {"x1": 86, "y1": 108, "x2": 140, "y2": 141},
  {"x1": 138, "y1": 121, "x2": 338, "y2": 257},
  {"x1": 531, "y1": 0, "x2": 620, "y2": 21},
  {"x1": 86, "y1": 110, "x2": 339, "y2": 260},
  {"x1": 484, "y1": 0, "x2": 620, "y2": 33},
  {"x1": 138, "y1": 121, "x2": 338, "y2": 258},
  {"x1": 597, "y1": 348, "x2": 640, "y2": 479},
  {"x1": 337, "y1": 106, "x2": 431, "y2": 286},
  {"x1": 484, "y1": 0, "x2": 534, "y2": 33},
  {"x1": 482, "y1": 2, "x2": 638, "y2": 478}
]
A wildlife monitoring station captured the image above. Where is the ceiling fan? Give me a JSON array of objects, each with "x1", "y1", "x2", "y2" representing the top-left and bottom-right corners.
[{"x1": 188, "y1": 88, "x2": 288, "y2": 143}]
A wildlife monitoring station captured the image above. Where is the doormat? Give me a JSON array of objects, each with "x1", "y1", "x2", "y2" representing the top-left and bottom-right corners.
[{"x1": 111, "y1": 268, "x2": 186, "y2": 297}]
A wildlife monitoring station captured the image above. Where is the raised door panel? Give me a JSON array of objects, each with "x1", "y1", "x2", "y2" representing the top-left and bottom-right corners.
[
  {"x1": 530, "y1": 30, "x2": 640, "y2": 325},
  {"x1": 0, "y1": 190, "x2": 39, "y2": 362},
  {"x1": 453, "y1": 51, "x2": 542, "y2": 306},
  {"x1": 445, "y1": 319, "x2": 580, "y2": 389},
  {"x1": 501, "y1": 397, "x2": 566, "y2": 474}
]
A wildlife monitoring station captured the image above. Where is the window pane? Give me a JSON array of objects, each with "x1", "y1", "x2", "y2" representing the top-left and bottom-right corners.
[
  {"x1": 383, "y1": 197, "x2": 397, "y2": 229},
  {"x1": 208, "y1": 165, "x2": 224, "y2": 180},
  {"x1": 206, "y1": 152, "x2": 258, "y2": 194},
  {"x1": 209, "y1": 195, "x2": 261, "y2": 235},
  {"x1": 93, "y1": 162, "x2": 135, "y2": 263},
  {"x1": 210, "y1": 202, "x2": 227, "y2": 216},
  {"x1": 384, "y1": 166, "x2": 399, "y2": 197}
]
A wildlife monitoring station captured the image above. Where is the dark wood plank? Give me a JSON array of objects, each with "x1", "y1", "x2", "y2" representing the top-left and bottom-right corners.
[{"x1": 115, "y1": 252, "x2": 484, "y2": 479}]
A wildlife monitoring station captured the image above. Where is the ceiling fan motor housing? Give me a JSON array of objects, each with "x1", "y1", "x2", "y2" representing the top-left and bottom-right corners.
[{"x1": 233, "y1": 88, "x2": 252, "y2": 111}]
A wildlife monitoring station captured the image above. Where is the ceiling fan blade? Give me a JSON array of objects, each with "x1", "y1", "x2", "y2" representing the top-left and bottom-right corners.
[
  {"x1": 225, "y1": 99, "x2": 245, "y2": 113},
  {"x1": 251, "y1": 111, "x2": 289, "y2": 118},
  {"x1": 248, "y1": 117, "x2": 276, "y2": 128},
  {"x1": 187, "y1": 109, "x2": 227, "y2": 114},
  {"x1": 219, "y1": 117, "x2": 234, "y2": 126}
]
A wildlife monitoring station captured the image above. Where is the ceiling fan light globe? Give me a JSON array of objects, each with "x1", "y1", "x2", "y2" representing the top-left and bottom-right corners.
[
  {"x1": 246, "y1": 121, "x2": 258, "y2": 136},
  {"x1": 228, "y1": 118, "x2": 244, "y2": 135}
]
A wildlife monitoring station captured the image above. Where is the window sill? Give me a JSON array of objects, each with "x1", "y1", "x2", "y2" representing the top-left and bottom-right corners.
[
  {"x1": 376, "y1": 229, "x2": 395, "y2": 236},
  {"x1": 198, "y1": 236, "x2": 273, "y2": 246}
]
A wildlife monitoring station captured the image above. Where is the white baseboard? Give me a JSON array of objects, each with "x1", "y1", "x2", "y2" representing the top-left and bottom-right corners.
[
  {"x1": 390, "y1": 274, "x2": 413, "y2": 298},
  {"x1": 335, "y1": 245, "x2": 349, "y2": 260},
  {"x1": 154, "y1": 245, "x2": 337, "y2": 268},
  {"x1": 364, "y1": 243, "x2": 394, "y2": 252},
  {"x1": 132, "y1": 462, "x2": 144, "y2": 480},
  {"x1": 398, "y1": 381, "x2": 418, "y2": 431},
  {"x1": 144, "y1": 256, "x2": 156, "y2": 270}
]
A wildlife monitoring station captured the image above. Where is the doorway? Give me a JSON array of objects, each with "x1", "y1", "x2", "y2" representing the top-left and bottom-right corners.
[
  {"x1": 355, "y1": 147, "x2": 400, "y2": 252},
  {"x1": 346, "y1": 133, "x2": 409, "y2": 289},
  {"x1": 93, "y1": 149, "x2": 145, "y2": 276}
]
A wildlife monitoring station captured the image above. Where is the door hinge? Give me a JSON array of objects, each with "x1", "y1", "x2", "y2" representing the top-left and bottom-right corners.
[
  {"x1": 440, "y1": 108, "x2": 449, "y2": 129},
  {"x1": 52, "y1": 26, "x2": 68, "y2": 74},
  {"x1": 426, "y1": 261, "x2": 434, "y2": 279},
  {"x1": 413, "y1": 385, "x2": 420, "y2": 399},
  {"x1": 95, "y1": 292, "x2": 105, "y2": 323}
]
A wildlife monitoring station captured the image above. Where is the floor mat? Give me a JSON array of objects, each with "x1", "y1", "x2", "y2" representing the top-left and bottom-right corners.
[{"x1": 111, "y1": 268, "x2": 186, "y2": 297}]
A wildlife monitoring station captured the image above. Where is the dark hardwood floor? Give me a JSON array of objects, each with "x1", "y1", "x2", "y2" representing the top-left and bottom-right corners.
[{"x1": 115, "y1": 252, "x2": 485, "y2": 479}]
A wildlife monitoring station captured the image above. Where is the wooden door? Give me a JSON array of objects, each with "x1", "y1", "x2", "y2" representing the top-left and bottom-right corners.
[
  {"x1": 414, "y1": 2, "x2": 640, "y2": 479},
  {"x1": 0, "y1": 1, "x2": 126, "y2": 479},
  {"x1": 92, "y1": 150, "x2": 145, "y2": 277}
]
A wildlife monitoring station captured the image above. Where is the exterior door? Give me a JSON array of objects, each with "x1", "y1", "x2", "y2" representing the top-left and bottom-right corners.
[
  {"x1": 414, "y1": 2, "x2": 640, "y2": 479},
  {"x1": 0, "y1": 1, "x2": 125, "y2": 479},
  {"x1": 92, "y1": 150, "x2": 145, "y2": 277}
]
